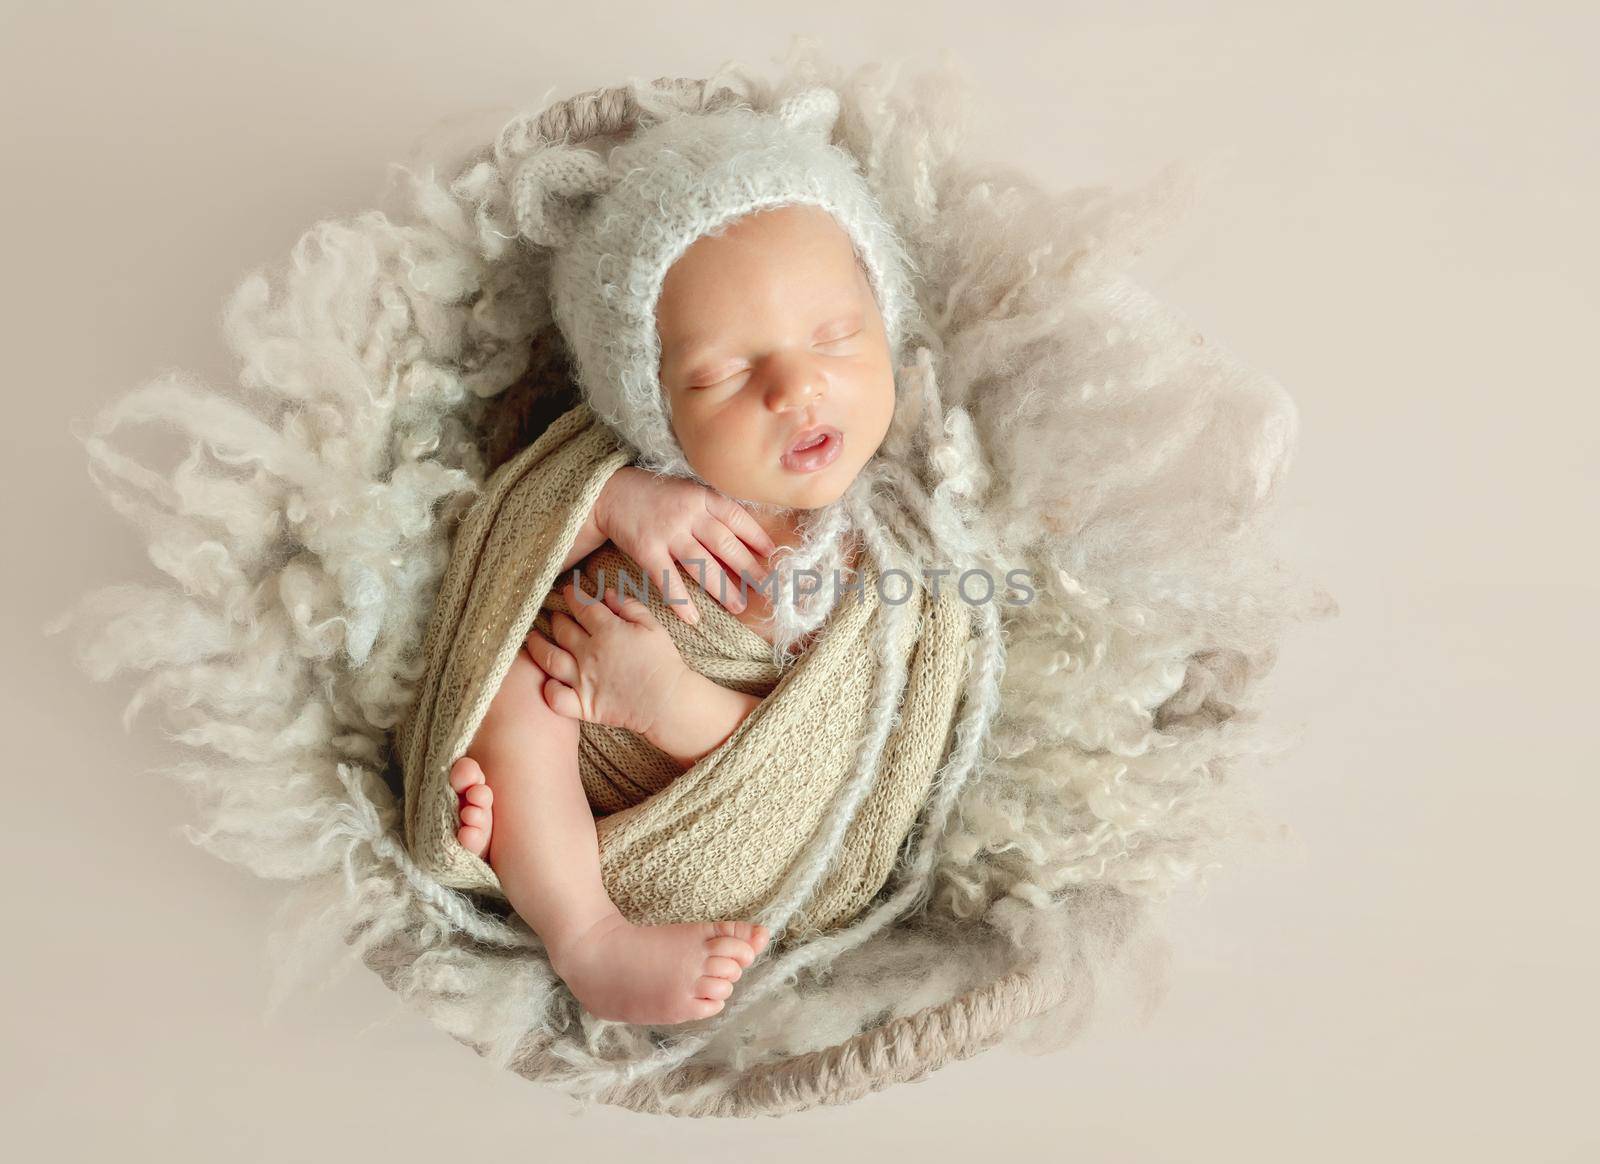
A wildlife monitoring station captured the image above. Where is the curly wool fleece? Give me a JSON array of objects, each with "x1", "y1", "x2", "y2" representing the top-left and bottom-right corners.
[{"x1": 512, "y1": 86, "x2": 920, "y2": 482}]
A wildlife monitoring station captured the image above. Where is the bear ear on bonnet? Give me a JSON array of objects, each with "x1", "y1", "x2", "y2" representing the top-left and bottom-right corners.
[
  {"x1": 773, "y1": 85, "x2": 841, "y2": 139},
  {"x1": 511, "y1": 142, "x2": 615, "y2": 249},
  {"x1": 511, "y1": 85, "x2": 841, "y2": 249}
]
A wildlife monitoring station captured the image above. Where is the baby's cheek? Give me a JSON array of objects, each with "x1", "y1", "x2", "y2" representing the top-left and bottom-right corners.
[
  {"x1": 705, "y1": 441, "x2": 754, "y2": 488},
  {"x1": 675, "y1": 419, "x2": 729, "y2": 478},
  {"x1": 859, "y1": 368, "x2": 897, "y2": 436}
]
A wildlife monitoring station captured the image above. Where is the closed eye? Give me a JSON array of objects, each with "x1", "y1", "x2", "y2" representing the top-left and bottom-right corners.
[
  {"x1": 685, "y1": 330, "x2": 863, "y2": 389},
  {"x1": 688, "y1": 368, "x2": 749, "y2": 390},
  {"x1": 816, "y1": 329, "x2": 862, "y2": 348}
]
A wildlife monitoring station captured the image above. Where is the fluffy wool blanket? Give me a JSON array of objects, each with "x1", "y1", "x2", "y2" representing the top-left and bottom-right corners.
[
  {"x1": 398, "y1": 402, "x2": 973, "y2": 940},
  {"x1": 53, "y1": 40, "x2": 1333, "y2": 1113}
]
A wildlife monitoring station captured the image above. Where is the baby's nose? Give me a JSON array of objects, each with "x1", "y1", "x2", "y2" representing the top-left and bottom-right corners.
[{"x1": 765, "y1": 365, "x2": 826, "y2": 411}]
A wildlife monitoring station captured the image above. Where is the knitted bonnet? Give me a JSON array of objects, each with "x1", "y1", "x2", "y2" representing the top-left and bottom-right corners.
[{"x1": 510, "y1": 86, "x2": 920, "y2": 482}]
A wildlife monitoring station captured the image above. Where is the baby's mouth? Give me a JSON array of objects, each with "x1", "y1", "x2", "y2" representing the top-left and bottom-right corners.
[{"x1": 781, "y1": 425, "x2": 844, "y2": 473}]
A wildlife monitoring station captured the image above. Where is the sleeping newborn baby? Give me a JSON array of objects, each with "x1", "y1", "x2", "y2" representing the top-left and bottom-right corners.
[{"x1": 439, "y1": 94, "x2": 922, "y2": 1027}]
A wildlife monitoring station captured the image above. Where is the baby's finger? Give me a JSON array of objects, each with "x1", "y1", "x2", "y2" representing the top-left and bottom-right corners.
[
  {"x1": 604, "y1": 587, "x2": 658, "y2": 626},
  {"x1": 562, "y1": 579, "x2": 615, "y2": 631},
  {"x1": 540, "y1": 675, "x2": 584, "y2": 720},
  {"x1": 643, "y1": 552, "x2": 698, "y2": 626},
  {"x1": 547, "y1": 609, "x2": 587, "y2": 654},
  {"x1": 697, "y1": 516, "x2": 770, "y2": 588},
  {"x1": 706, "y1": 492, "x2": 778, "y2": 556},
  {"x1": 523, "y1": 628, "x2": 578, "y2": 686},
  {"x1": 683, "y1": 540, "x2": 751, "y2": 615}
]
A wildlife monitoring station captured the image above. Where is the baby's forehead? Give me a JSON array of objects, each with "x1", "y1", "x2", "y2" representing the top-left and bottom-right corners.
[
  {"x1": 665, "y1": 229, "x2": 870, "y2": 302},
  {"x1": 683, "y1": 204, "x2": 863, "y2": 271},
  {"x1": 660, "y1": 272, "x2": 869, "y2": 355},
  {"x1": 653, "y1": 207, "x2": 879, "y2": 360}
]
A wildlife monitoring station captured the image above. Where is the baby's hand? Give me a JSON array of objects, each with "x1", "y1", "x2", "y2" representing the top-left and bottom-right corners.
[
  {"x1": 595, "y1": 467, "x2": 777, "y2": 626},
  {"x1": 525, "y1": 579, "x2": 691, "y2": 736}
]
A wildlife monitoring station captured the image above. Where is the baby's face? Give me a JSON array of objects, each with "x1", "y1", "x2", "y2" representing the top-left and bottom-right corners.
[{"x1": 655, "y1": 203, "x2": 896, "y2": 509}]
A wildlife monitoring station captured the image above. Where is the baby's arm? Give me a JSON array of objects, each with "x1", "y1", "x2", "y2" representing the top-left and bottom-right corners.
[
  {"x1": 526, "y1": 579, "x2": 761, "y2": 769},
  {"x1": 640, "y1": 677, "x2": 762, "y2": 771},
  {"x1": 536, "y1": 465, "x2": 773, "y2": 768},
  {"x1": 559, "y1": 494, "x2": 609, "y2": 574},
  {"x1": 561, "y1": 466, "x2": 773, "y2": 621}
]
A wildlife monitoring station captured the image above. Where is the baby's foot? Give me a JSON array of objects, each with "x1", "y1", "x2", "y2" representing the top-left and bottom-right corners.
[
  {"x1": 449, "y1": 756, "x2": 494, "y2": 859},
  {"x1": 551, "y1": 915, "x2": 772, "y2": 1026}
]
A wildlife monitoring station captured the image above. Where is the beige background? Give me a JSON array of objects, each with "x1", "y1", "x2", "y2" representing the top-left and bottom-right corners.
[{"x1": 4, "y1": 1, "x2": 1595, "y2": 1159}]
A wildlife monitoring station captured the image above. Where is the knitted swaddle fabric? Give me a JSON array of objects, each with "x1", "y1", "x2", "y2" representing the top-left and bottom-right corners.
[{"x1": 397, "y1": 403, "x2": 975, "y2": 940}]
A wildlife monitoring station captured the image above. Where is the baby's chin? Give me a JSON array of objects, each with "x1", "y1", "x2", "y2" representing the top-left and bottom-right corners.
[{"x1": 696, "y1": 460, "x2": 858, "y2": 510}]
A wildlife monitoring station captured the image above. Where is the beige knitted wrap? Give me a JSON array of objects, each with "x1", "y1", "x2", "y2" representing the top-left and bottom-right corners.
[{"x1": 398, "y1": 403, "x2": 975, "y2": 940}]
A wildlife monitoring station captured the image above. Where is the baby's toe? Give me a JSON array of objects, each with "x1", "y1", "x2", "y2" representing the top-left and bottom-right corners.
[
  {"x1": 702, "y1": 955, "x2": 743, "y2": 982},
  {"x1": 464, "y1": 783, "x2": 493, "y2": 808},
  {"x1": 449, "y1": 757, "x2": 484, "y2": 794},
  {"x1": 710, "y1": 921, "x2": 770, "y2": 959},
  {"x1": 711, "y1": 920, "x2": 761, "y2": 944},
  {"x1": 461, "y1": 805, "x2": 489, "y2": 830},
  {"x1": 687, "y1": 997, "x2": 725, "y2": 1020},
  {"x1": 458, "y1": 824, "x2": 487, "y2": 855},
  {"x1": 705, "y1": 936, "x2": 756, "y2": 968},
  {"x1": 694, "y1": 975, "x2": 734, "y2": 1002}
]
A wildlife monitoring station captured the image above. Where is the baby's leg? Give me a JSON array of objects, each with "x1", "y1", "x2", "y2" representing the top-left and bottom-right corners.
[{"x1": 449, "y1": 649, "x2": 770, "y2": 1025}]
